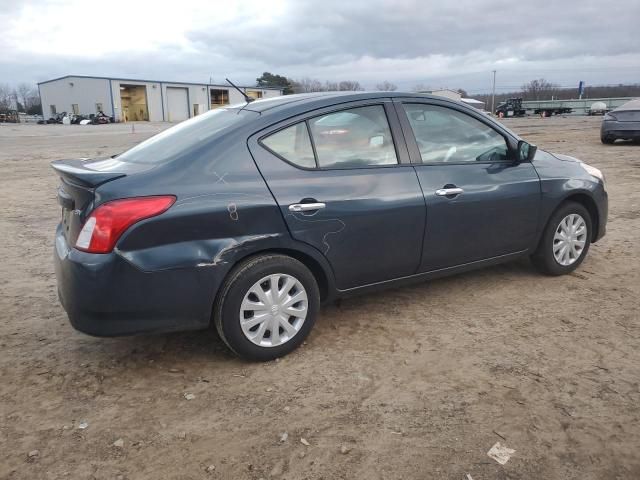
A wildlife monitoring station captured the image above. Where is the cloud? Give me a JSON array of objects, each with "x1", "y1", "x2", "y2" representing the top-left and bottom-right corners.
[{"x1": 1, "y1": 0, "x2": 639, "y2": 92}]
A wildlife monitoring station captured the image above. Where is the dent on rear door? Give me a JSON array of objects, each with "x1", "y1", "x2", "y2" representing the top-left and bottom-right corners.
[
  {"x1": 111, "y1": 141, "x2": 289, "y2": 273},
  {"x1": 247, "y1": 102, "x2": 427, "y2": 290}
]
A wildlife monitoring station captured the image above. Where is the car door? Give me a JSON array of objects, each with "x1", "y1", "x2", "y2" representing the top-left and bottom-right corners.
[
  {"x1": 394, "y1": 99, "x2": 541, "y2": 272},
  {"x1": 248, "y1": 100, "x2": 426, "y2": 290}
]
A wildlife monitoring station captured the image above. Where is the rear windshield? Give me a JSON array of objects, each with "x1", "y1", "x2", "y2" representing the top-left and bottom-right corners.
[{"x1": 117, "y1": 108, "x2": 255, "y2": 164}]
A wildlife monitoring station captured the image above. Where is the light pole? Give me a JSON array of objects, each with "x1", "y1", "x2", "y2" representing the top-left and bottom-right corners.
[{"x1": 491, "y1": 70, "x2": 496, "y2": 115}]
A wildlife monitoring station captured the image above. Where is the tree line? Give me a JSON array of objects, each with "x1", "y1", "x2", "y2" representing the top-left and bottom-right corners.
[
  {"x1": 0, "y1": 83, "x2": 41, "y2": 114},
  {"x1": 258, "y1": 72, "x2": 640, "y2": 107},
  {"x1": 3, "y1": 74, "x2": 638, "y2": 116},
  {"x1": 474, "y1": 78, "x2": 640, "y2": 108},
  {"x1": 256, "y1": 72, "x2": 400, "y2": 94}
]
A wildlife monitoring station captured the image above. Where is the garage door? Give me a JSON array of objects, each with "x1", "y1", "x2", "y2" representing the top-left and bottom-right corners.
[{"x1": 166, "y1": 87, "x2": 189, "y2": 122}]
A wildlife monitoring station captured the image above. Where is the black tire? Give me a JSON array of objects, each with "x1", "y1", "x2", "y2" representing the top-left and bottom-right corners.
[
  {"x1": 531, "y1": 201, "x2": 592, "y2": 276},
  {"x1": 214, "y1": 254, "x2": 320, "y2": 361},
  {"x1": 601, "y1": 135, "x2": 615, "y2": 144}
]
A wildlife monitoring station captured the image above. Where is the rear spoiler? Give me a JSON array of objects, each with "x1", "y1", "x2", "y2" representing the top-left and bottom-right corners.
[{"x1": 51, "y1": 159, "x2": 127, "y2": 188}]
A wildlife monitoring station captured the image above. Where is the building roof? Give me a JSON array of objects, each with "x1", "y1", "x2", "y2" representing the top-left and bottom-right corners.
[
  {"x1": 37, "y1": 74, "x2": 283, "y2": 91},
  {"x1": 461, "y1": 98, "x2": 484, "y2": 105},
  {"x1": 418, "y1": 88, "x2": 461, "y2": 95}
]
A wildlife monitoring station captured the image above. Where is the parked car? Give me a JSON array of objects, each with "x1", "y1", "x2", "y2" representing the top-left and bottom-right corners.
[
  {"x1": 587, "y1": 101, "x2": 608, "y2": 116},
  {"x1": 52, "y1": 92, "x2": 608, "y2": 360},
  {"x1": 601, "y1": 99, "x2": 640, "y2": 144}
]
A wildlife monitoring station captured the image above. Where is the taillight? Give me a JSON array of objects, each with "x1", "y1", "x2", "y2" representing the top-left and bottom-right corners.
[{"x1": 75, "y1": 196, "x2": 176, "y2": 253}]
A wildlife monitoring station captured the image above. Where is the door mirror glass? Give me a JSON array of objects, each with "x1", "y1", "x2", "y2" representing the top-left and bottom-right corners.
[{"x1": 517, "y1": 140, "x2": 537, "y2": 162}]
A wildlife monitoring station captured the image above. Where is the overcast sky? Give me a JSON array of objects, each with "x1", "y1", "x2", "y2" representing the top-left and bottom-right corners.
[{"x1": 2, "y1": 0, "x2": 639, "y2": 93}]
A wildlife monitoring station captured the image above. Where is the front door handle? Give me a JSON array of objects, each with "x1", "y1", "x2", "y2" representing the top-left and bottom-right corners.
[
  {"x1": 435, "y1": 187, "x2": 464, "y2": 197},
  {"x1": 289, "y1": 202, "x2": 326, "y2": 212}
]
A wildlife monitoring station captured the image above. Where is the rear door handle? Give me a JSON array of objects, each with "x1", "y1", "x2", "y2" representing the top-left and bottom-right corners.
[
  {"x1": 435, "y1": 187, "x2": 464, "y2": 197},
  {"x1": 288, "y1": 202, "x2": 326, "y2": 212}
]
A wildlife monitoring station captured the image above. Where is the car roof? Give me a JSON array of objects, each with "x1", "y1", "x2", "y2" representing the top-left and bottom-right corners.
[
  {"x1": 240, "y1": 91, "x2": 456, "y2": 114},
  {"x1": 615, "y1": 99, "x2": 640, "y2": 111}
]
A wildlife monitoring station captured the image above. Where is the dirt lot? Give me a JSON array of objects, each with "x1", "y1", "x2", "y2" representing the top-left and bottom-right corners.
[{"x1": 1, "y1": 116, "x2": 639, "y2": 480}]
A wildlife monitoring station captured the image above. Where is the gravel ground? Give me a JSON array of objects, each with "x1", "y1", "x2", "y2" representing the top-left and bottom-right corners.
[{"x1": 1, "y1": 116, "x2": 639, "y2": 480}]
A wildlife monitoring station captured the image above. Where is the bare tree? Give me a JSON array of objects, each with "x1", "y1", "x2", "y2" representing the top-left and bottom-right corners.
[
  {"x1": 291, "y1": 77, "x2": 325, "y2": 93},
  {"x1": 324, "y1": 81, "x2": 339, "y2": 91},
  {"x1": 16, "y1": 83, "x2": 32, "y2": 111},
  {"x1": 291, "y1": 78, "x2": 364, "y2": 93},
  {"x1": 521, "y1": 78, "x2": 560, "y2": 101},
  {"x1": 411, "y1": 83, "x2": 429, "y2": 92},
  {"x1": 375, "y1": 81, "x2": 397, "y2": 91},
  {"x1": 0, "y1": 83, "x2": 12, "y2": 112},
  {"x1": 338, "y1": 80, "x2": 363, "y2": 91}
]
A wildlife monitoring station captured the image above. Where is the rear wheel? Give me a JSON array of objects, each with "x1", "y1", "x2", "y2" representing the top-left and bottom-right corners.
[
  {"x1": 214, "y1": 254, "x2": 320, "y2": 361},
  {"x1": 531, "y1": 202, "x2": 592, "y2": 276}
]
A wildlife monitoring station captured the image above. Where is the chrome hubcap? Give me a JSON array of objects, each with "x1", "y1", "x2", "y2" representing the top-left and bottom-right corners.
[
  {"x1": 553, "y1": 213, "x2": 587, "y2": 266},
  {"x1": 240, "y1": 274, "x2": 308, "y2": 347}
]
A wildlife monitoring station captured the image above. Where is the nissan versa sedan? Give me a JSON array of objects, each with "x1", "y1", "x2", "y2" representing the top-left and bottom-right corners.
[
  {"x1": 52, "y1": 92, "x2": 608, "y2": 360},
  {"x1": 601, "y1": 99, "x2": 640, "y2": 144}
]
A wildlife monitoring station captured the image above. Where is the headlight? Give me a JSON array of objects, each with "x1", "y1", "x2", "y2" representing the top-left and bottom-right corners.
[{"x1": 581, "y1": 163, "x2": 605, "y2": 185}]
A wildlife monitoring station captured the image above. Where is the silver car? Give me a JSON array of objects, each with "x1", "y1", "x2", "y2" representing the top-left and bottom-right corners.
[{"x1": 601, "y1": 99, "x2": 640, "y2": 144}]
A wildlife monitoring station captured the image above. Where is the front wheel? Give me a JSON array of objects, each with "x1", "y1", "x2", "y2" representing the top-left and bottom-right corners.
[
  {"x1": 531, "y1": 202, "x2": 592, "y2": 276},
  {"x1": 214, "y1": 254, "x2": 320, "y2": 361}
]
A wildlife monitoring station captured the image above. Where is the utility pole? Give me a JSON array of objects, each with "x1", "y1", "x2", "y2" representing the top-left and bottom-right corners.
[{"x1": 491, "y1": 70, "x2": 497, "y2": 115}]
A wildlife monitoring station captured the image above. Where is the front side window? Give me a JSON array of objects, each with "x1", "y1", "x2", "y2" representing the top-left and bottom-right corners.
[
  {"x1": 308, "y1": 105, "x2": 398, "y2": 168},
  {"x1": 262, "y1": 123, "x2": 316, "y2": 168},
  {"x1": 403, "y1": 104, "x2": 509, "y2": 163}
]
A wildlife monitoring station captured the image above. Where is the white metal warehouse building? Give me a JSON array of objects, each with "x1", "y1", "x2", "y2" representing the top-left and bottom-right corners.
[{"x1": 38, "y1": 75, "x2": 284, "y2": 122}]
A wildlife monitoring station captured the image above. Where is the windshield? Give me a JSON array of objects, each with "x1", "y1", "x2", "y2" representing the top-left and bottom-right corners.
[{"x1": 117, "y1": 108, "x2": 256, "y2": 164}]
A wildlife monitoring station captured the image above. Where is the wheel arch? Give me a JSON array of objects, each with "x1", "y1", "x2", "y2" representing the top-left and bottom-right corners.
[
  {"x1": 540, "y1": 192, "x2": 599, "y2": 245},
  {"x1": 212, "y1": 244, "x2": 336, "y2": 318},
  {"x1": 562, "y1": 192, "x2": 600, "y2": 242}
]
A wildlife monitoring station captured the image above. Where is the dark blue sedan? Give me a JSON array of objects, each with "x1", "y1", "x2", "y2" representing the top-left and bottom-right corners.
[{"x1": 52, "y1": 92, "x2": 608, "y2": 360}]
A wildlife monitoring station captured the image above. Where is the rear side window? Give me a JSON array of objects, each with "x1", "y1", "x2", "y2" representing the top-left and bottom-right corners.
[
  {"x1": 262, "y1": 123, "x2": 316, "y2": 168},
  {"x1": 118, "y1": 108, "x2": 254, "y2": 164},
  {"x1": 309, "y1": 106, "x2": 397, "y2": 168},
  {"x1": 261, "y1": 105, "x2": 398, "y2": 170}
]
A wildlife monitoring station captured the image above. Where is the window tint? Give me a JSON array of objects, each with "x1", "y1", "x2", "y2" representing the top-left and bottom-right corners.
[
  {"x1": 262, "y1": 123, "x2": 316, "y2": 168},
  {"x1": 308, "y1": 105, "x2": 398, "y2": 168},
  {"x1": 403, "y1": 104, "x2": 509, "y2": 163}
]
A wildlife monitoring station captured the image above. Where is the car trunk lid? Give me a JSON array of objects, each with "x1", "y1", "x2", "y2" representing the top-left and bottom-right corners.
[
  {"x1": 51, "y1": 157, "x2": 149, "y2": 246},
  {"x1": 614, "y1": 110, "x2": 640, "y2": 122}
]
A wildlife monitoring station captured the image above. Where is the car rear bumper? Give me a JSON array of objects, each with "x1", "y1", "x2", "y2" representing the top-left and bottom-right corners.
[
  {"x1": 601, "y1": 121, "x2": 640, "y2": 140},
  {"x1": 54, "y1": 225, "x2": 215, "y2": 336}
]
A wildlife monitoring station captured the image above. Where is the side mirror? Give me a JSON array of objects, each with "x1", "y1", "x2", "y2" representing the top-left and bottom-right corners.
[
  {"x1": 517, "y1": 140, "x2": 537, "y2": 162},
  {"x1": 369, "y1": 135, "x2": 385, "y2": 148}
]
